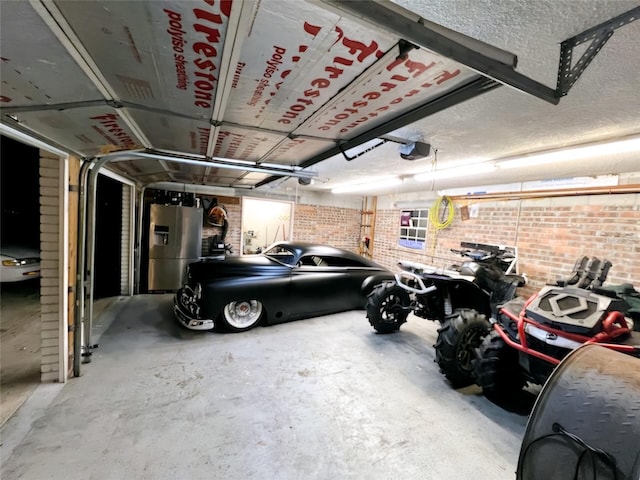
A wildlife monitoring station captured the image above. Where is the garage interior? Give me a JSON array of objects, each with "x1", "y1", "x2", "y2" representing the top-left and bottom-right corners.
[{"x1": 1, "y1": 1, "x2": 639, "y2": 479}]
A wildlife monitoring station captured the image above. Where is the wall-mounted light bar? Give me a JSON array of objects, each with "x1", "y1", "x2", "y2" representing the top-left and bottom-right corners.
[
  {"x1": 497, "y1": 135, "x2": 640, "y2": 169},
  {"x1": 414, "y1": 163, "x2": 496, "y2": 182},
  {"x1": 332, "y1": 177, "x2": 402, "y2": 194},
  {"x1": 411, "y1": 134, "x2": 640, "y2": 183}
]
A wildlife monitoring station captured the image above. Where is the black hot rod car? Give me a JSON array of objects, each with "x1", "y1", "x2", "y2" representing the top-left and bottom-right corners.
[{"x1": 174, "y1": 241, "x2": 394, "y2": 332}]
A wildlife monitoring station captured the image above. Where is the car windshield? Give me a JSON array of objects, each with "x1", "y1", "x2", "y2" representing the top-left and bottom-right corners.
[{"x1": 262, "y1": 244, "x2": 297, "y2": 266}]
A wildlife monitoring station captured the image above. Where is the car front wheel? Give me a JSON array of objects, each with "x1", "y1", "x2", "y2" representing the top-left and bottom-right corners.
[{"x1": 221, "y1": 300, "x2": 264, "y2": 332}]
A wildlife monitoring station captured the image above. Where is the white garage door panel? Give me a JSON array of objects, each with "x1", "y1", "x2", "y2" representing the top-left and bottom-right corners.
[
  {"x1": 125, "y1": 109, "x2": 212, "y2": 155},
  {"x1": 262, "y1": 137, "x2": 336, "y2": 165},
  {"x1": 0, "y1": 1, "x2": 102, "y2": 106},
  {"x1": 54, "y1": 0, "x2": 232, "y2": 117},
  {"x1": 295, "y1": 46, "x2": 479, "y2": 140},
  {"x1": 16, "y1": 107, "x2": 140, "y2": 153},
  {"x1": 212, "y1": 126, "x2": 287, "y2": 162},
  {"x1": 224, "y1": 0, "x2": 398, "y2": 131}
]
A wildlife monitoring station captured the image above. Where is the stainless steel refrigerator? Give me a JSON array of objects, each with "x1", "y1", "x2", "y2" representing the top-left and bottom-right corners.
[{"x1": 148, "y1": 204, "x2": 202, "y2": 291}]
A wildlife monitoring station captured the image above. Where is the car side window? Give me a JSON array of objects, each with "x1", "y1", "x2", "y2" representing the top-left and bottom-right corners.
[
  {"x1": 298, "y1": 255, "x2": 367, "y2": 267},
  {"x1": 271, "y1": 253, "x2": 295, "y2": 265},
  {"x1": 298, "y1": 255, "x2": 326, "y2": 267},
  {"x1": 320, "y1": 256, "x2": 367, "y2": 267},
  {"x1": 263, "y1": 245, "x2": 296, "y2": 265}
]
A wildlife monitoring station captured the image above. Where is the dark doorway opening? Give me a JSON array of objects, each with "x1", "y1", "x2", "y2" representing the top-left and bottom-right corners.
[
  {"x1": 0, "y1": 135, "x2": 41, "y2": 426},
  {"x1": 94, "y1": 174, "x2": 123, "y2": 299},
  {"x1": 1, "y1": 135, "x2": 40, "y2": 249}
]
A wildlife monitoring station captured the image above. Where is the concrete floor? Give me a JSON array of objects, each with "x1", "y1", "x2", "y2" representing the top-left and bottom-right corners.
[
  {"x1": 1, "y1": 294, "x2": 532, "y2": 479},
  {"x1": 0, "y1": 279, "x2": 41, "y2": 427},
  {"x1": 0, "y1": 281, "x2": 117, "y2": 428}
]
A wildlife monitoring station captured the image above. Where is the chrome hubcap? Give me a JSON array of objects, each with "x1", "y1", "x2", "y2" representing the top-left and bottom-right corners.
[{"x1": 224, "y1": 300, "x2": 263, "y2": 328}]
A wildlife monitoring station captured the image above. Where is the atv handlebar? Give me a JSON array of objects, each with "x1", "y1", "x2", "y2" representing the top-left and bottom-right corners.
[
  {"x1": 450, "y1": 248, "x2": 513, "y2": 262},
  {"x1": 460, "y1": 241, "x2": 504, "y2": 253}
]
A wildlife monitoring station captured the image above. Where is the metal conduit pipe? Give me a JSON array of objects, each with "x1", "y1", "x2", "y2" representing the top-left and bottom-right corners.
[
  {"x1": 135, "y1": 185, "x2": 148, "y2": 295},
  {"x1": 73, "y1": 159, "x2": 93, "y2": 377},
  {"x1": 452, "y1": 184, "x2": 640, "y2": 202}
]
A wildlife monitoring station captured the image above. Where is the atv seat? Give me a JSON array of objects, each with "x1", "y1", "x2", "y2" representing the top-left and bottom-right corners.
[
  {"x1": 556, "y1": 256, "x2": 612, "y2": 290},
  {"x1": 459, "y1": 261, "x2": 500, "y2": 280}
]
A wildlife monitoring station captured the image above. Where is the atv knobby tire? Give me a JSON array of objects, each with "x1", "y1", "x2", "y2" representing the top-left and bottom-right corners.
[
  {"x1": 435, "y1": 309, "x2": 491, "y2": 388},
  {"x1": 366, "y1": 282, "x2": 410, "y2": 334},
  {"x1": 474, "y1": 330, "x2": 526, "y2": 400}
]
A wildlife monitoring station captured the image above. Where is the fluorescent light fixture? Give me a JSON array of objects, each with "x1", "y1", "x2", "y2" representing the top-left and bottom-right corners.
[
  {"x1": 332, "y1": 177, "x2": 402, "y2": 194},
  {"x1": 414, "y1": 163, "x2": 496, "y2": 182},
  {"x1": 114, "y1": 151, "x2": 317, "y2": 179},
  {"x1": 498, "y1": 135, "x2": 640, "y2": 169}
]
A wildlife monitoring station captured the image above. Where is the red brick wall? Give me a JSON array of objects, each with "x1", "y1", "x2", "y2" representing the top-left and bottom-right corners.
[
  {"x1": 198, "y1": 199, "x2": 361, "y2": 255},
  {"x1": 195, "y1": 191, "x2": 640, "y2": 298},
  {"x1": 372, "y1": 195, "x2": 640, "y2": 297},
  {"x1": 293, "y1": 204, "x2": 361, "y2": 252}
]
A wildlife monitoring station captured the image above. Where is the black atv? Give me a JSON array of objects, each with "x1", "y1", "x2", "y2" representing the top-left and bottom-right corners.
[
  {"x1": 474, "y1": 256, "x2": 640, "y2": 401},
  {"x1": 366, "y1": 242, "x2": 526, "y2": 387}
]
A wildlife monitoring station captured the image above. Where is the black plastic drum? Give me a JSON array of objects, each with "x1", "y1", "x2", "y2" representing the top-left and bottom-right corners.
[{"x1": 518, "y1": 344, "x2": 640, "y2": 480}]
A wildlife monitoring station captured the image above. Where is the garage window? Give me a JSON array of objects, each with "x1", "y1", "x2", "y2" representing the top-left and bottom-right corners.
[{"x1": 399, "y1": 209, "x2": 428, "y2": 249}]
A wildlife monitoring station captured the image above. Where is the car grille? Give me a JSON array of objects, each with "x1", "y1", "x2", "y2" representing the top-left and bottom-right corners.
[{"x1": 179, "y1": 288, "x2": 201, "y2": 318}]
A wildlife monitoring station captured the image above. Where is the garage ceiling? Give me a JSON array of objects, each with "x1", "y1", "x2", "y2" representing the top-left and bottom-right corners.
[{"x1": 1, "y1": 0, "x2": 639, "y2": 195}]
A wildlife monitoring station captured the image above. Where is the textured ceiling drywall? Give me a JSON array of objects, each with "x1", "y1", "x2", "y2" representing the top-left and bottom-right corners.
[{"x1": 277, "y1": 0, "x2": 640, "y2": 196}]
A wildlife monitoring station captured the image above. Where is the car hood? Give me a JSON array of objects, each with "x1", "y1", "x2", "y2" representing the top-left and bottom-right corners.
[
  {"x1": 0, "y1": 245, "x2": 40, "y2": 260},
  {"x1": 186, "y1": 254, "x2": 289, "y2": 283}
]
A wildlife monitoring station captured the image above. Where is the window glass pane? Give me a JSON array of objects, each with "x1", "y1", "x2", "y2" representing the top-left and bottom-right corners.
[{"x1": 398, "y1": 209, "x2": 428, "y2": 250}]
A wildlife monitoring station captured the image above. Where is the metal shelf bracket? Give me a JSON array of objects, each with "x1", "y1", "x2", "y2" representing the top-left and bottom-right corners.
[{"x1": 556, "y1": 6, "x2": 640, "y2": 97}]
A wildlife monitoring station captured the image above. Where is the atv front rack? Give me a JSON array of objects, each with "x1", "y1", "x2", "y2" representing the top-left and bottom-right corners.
[
  {"x1": 395, "y1": 270, "x2": 438, "y2": 295},
  {"x1": 497, "y1": 294, "x2": 639, "y2": 365}
]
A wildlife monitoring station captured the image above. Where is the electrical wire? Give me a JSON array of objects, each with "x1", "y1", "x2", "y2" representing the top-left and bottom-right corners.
[
  {"x1": 517, "y1": 422, "x2": 618, "y2": 480},
  {"x1": 429, "y1": 195, "x2": 455, "y2": 230},
  {"x1": 427, "y1": 195, "x2": 454, "y2": 255}
]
